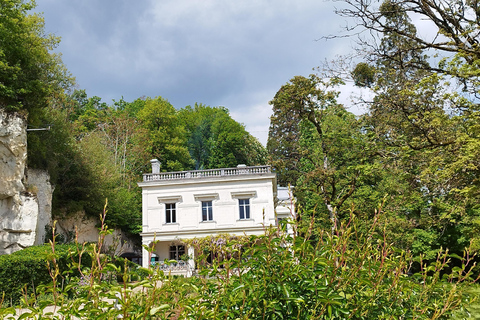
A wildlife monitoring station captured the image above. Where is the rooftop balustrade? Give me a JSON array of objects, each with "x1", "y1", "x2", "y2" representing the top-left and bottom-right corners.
[{"x1": 143, "y1": 165, "x2": 271, "y2": 182}]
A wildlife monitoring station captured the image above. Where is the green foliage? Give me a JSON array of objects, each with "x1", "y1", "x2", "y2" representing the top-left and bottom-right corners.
[
  {"x1": 339, "y1": 0, "x2": 480, "y2": 96},
  {"x1": 28, "y1": 92, "x2": 146, "y2": 233},
  {"x1": 267, "y1": 93, "x2": 303, "y2": 186},
  {"x1": 346, "y1": 1, "x2": 480, "y2": 259},
  {"x1": 276, "y1": 0, "x2": 480, "y2": 263},
  {"x1": 28, "y1": 105, "x2": 105, "y2": 216},
  {"x1": 0, "y1": 243, "x2": 90, "y2": 304},
  {"x1": 180, "y1": 103, "x2": 266, "y2": 169},
  {"x1": 269, "y1": 75, "x2": 380, "y2": 231},
  {"x1": 352, "y1": 62, "x2": 375, "y2": 87},
  {"x1": 267, "y1": 74, "x2": 336, "y2": 187},
  {"x1": 137, "y1": 96, "x2": 194, "y2": 171},
  {"x1": 176, "y1": 214, "x2": 476, "y2": 319},
  {"x1": 208, "y1": 113, "x2": 264, "y2": 168},
  {"x1": 0, "y1": 0, "x2": 72, "y2": 112},
  {"x1": 1, "y1": 204, "x2": 476, "y2": 319},
  {"x1": 28, "y1": 87, "x2": 263, "y2": 235},
  {"x1": 28, "y1": 104, "x2": 130, "y2": 226}
]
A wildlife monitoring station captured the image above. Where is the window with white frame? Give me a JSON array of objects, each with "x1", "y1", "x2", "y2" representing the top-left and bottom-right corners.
[
  {"x1": 158, "y1": 196, "x2": 181, "y2": 224},
  {"x1": 239, "y1": 199, "x2": 250, "y2": 220},
  {"x1": 202, "y1": 200, "x2": 213, "y2": 221},
  {"x1": 194, "y1": 193, "x2": 218, "y2": 222},
  {"x1": 231, "y1": 191, "x2": 255, "y2": 220},
  {"x1": 165, "y1": 203, "x2": 176, "y2": 223}
]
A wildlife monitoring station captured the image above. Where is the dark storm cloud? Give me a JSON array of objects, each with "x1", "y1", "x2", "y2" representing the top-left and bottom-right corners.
[{"x1": 36, "y1": 0, "x2": 347, "y2": 144}]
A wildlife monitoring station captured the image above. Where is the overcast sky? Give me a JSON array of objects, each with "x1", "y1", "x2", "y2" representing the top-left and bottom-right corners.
[{"x1": 35, "y1": 0, "x2": 357, "y2": 145}]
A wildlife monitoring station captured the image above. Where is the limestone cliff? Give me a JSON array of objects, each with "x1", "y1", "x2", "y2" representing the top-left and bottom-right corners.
[
  {"x1": 0, "y1": 109, "x2": 52, "y2": 254},
  {"x1": 0, "y1": 110, "x2": 26, "y2": 200}
]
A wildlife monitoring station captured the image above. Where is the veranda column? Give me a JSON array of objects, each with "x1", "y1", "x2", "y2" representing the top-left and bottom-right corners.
[
  {"x1": 142, "y1": 239, "x2": 150, "y2": 268},
  {"x1": 187, "y1": 246, "x2": 195, "y2": 277}
]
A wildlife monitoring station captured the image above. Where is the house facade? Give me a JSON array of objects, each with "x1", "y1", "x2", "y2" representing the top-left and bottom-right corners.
[{"x1": 138, "y1": 160, "x2": 294, "y2": 273}]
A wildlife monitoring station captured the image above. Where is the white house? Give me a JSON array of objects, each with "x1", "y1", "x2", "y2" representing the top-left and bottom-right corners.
[{"x1": 138, "y1": 160, "x2": 295, "y2": 272}]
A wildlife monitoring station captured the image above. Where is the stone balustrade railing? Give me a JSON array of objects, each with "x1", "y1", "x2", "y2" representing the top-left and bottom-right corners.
[
  {"x1": 151, "y1": 260, "x2": 189, "y2": 271},
  {"x1": 143, "y1": 165, "x2": 271, "y2": 182}
]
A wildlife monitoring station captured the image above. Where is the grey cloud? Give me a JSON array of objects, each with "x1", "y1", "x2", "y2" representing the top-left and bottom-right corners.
[{"x1": 36, "y1": 0, "x2": 350, "y2": 145}]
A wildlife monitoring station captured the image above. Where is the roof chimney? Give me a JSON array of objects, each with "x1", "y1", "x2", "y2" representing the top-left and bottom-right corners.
[{"x1": 150, "y1": 159, "x2": 161, "y2": 174}]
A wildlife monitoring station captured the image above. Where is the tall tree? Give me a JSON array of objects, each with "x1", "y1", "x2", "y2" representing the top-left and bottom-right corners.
[
  {"x1": 0, "y1": 0, "x2": 72, "y2": 113},
  {"x1": 98, "y1": 98, "x2": 150, "y2": 189},
  {"x1": 269, "y1": 75, "x2": 375, "y2": 229},
  {"x1": 137, "y1": 97, "x2": 194, "y2": 172},
  {"x1": 267, "y1": 93, "x2": 303, "y2": 186},
  {"x1": 336, "y1": 0, "x2": 480, "y2": 97},
  {"x1": 180, "y1": 104, "x2": 266, "y2": 170},
  {"x1": 334, "y1": 0, "x2": 480, "y2": 255}
]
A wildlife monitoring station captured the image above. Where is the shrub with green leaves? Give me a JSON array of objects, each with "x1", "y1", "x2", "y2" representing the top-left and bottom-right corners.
[
  {"x1": 1, "y1": 208, "x2": 477, "y2": 319},
  {"x1": 178, "y1": 214, "x2": 477, "y2": 319},
  {"x1": 0, "y1": 243, "x2": 90, "y2": 305}
]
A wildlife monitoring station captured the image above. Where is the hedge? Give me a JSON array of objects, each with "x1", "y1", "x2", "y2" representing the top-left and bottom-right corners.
[{"x1": 0, "y1": 243, "x2": 90, "y2": 304}]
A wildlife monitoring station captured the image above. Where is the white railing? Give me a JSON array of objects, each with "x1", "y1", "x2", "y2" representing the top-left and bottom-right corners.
[
  {"x1": 143, "y1": 165, "x2": 271, "y2": 182},
  {"x1": 151, "y1": 260, "x2": 189, "y2": 271}
]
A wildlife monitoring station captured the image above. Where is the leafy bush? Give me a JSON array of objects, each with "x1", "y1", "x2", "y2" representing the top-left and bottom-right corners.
[
  {"x1": 110, "y1": 256, "x2": 148, "y2": 282},
  {"x1": 1, "y1": 208, "x2": 477, "y2": 319},
  {"x1": 0, "y1": 243, "x2": 90, "y2": 305},
  {"x1": 178, "y1": 214, "x2": 477, "y2": 319}
]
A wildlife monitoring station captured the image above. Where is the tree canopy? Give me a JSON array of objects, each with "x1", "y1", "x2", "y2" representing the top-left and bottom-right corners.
[
  {"x1": 0, "y1": 0, "x2": 73, "y2": 113},
  {"x1": 343, "y1": 0, "x2": 480, "y2": 256},
  {"x1": 266, "y1": 0, "x2": 480, "y2": 260},
  {"x1": 27, "y1": 88, "x2": 266, "y2": 234},
  {"x1": 268, "y1": 75, "x2": 380, "y2": 231},
  {"x1": 180, "y1": 104, "x2": 266, "y2": 169}
]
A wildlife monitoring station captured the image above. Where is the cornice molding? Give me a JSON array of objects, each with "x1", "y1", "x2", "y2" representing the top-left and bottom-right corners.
[{"x1": 157, "y1": 195, "x2": 182, "y2": 203}]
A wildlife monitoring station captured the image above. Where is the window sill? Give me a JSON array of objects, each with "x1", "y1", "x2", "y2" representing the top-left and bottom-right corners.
[
  {"x1": 200, "y1": 220, "x2": 216, "y2": 223},
  {"x1": 237, "y1": 218, "x2": 253, "y2": 221},
  {"x1": 163, "y1": 223, "x2": 179, "y2": 225}
]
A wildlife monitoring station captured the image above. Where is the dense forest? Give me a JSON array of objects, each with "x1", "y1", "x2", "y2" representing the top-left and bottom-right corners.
[{"x1": 26, "y1": 94, "x2": 266, "y2": 234}]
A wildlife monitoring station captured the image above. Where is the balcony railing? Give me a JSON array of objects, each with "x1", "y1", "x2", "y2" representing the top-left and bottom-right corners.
[
  {"x1": 151, "y1": 260, "x2": 189, "y2": 271},
  {"x1": 143, "y1": 165, "x2": 271, "y2": 182}
]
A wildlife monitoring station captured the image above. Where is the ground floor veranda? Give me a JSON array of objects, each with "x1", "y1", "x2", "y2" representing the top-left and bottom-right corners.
[{"x1": 140, "y1": 226, "x2": 270, "y2": 276}]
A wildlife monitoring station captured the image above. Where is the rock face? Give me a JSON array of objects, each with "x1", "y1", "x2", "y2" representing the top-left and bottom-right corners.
[
  {"x1": 56, "y1": 215, "x2": 137, "y2": 256},
  {"x1": 27, "y1": 169, "x2": 54, "y2": 245},
  {"x1": 0, "y1": 194, "x2": 39, "y2": 254},
  {"x1": 0, "y1": 110, "x2": 27, "y2": 200},
  {"x1": 0, "y1": 110, "x2": 53, "y2": 254}
]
